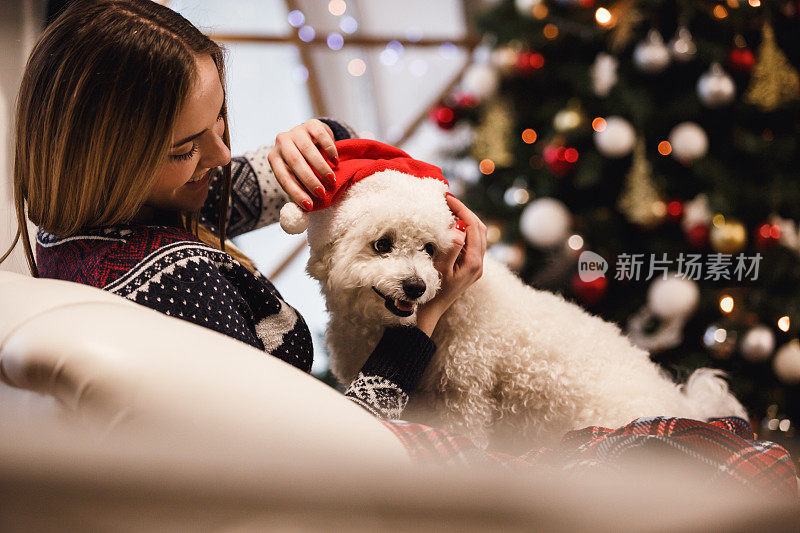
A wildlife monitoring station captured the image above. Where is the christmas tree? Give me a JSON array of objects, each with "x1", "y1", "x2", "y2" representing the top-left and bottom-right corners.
[{"x1": 434, "y1": 0, "x2": 800, "y2": 458}]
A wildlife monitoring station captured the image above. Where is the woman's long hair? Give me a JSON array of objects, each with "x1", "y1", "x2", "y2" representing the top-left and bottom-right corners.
[{"x1": 2, "y1": 0, "x2": 255, "y2": 275}]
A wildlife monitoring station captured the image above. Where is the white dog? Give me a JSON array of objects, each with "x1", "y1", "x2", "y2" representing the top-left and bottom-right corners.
[{"x1": 282, "y1": 149, "x2": 747, "y2": 451}]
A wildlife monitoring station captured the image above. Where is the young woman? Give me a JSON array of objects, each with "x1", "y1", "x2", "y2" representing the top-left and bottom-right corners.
[{"x1": 3, "y1": 0, "x2": 486, "y2": 419}]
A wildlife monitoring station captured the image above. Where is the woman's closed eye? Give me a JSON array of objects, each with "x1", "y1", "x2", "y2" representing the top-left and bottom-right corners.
[
  {"x1": 170, "y1": 142, "x2": 198, "y2": 161},
  {"x1": 170, "y1": 112, "x2": 224, "y2": 161}
]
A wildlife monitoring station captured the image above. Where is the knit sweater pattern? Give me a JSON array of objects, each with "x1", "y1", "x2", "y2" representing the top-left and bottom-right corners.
[{"x1": 35, "y1": 126, "x2": 434, "y2": 419}]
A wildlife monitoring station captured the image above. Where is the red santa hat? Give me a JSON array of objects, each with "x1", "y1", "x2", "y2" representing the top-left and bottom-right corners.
[{"x1": 280, "y1": 139, "x2": 449, "y2": 234}]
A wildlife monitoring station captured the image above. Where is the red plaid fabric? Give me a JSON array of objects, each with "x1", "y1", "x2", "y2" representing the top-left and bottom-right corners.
[{"x1": 382, "y1": 417, "x2": 798, "y2": 501}]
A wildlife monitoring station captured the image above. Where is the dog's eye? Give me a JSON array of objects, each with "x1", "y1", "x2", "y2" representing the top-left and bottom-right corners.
[
  {"x1": 424, "y1": 243, "x2": 436, "y2": 256},
  {"x1": 373, "y1": 237, "x2": 393, "y2": 254}
]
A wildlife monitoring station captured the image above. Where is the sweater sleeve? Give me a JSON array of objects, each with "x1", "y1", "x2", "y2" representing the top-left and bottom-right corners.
[
  {"x1": 200, "y1": 118, "x2": 356, "y2": 238},
  {"x1": 344, "y1": 326, "x2": 436, "y2": 420}
]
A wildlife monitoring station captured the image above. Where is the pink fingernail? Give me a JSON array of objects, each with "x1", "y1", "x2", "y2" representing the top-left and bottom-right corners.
[
  {"x1": 455, "y1": 220, "x2": 466, "y2": 232},
  {"x1": 325, "y1": 172, "x2": 336, "y2": 186},
  {"x1": 302, "y1": 200, "x2": 313, "y2": 211},
  {"x1": 313, "y1": 186, "x2": 325, "y2": 198}
]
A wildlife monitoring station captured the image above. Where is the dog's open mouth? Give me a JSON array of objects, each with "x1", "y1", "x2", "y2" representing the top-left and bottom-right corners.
[{"x1": 372, "y1": 287, "x2": 416, "y2": 318}]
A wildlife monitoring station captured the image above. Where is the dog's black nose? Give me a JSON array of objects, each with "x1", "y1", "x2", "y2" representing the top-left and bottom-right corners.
[{"x1": 402, "y1": 278, "x2": 426, "y2": 300}]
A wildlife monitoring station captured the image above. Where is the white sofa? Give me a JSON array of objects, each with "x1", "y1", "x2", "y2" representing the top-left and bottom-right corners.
[{"x1": 1, "y1": 270, "x2": 797, "y2": 531}]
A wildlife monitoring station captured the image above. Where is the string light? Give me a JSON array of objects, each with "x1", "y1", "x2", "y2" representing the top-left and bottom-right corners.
[
  {"x1": 327, "y1": 33, "x2": 344, "y2": 50},
  {"x1": 778, "y1": 316, "x2": 791, "y2": 332},
  {"x1": 720, "y1": 295, "x2": 734, "y2": 314},
  {"x1": 298, "y1": 26, "x2": 315, "y2": 42},
  {"x1": 564, "y1": 148, "x2": 579, "y2": 163},
  {"x1": 347, "y1": 58, "x2": 366, "y2": 76},
  {"x1": 595, "y1": 8, "x2": 613, "y2": 26},
  {"x1": 543, "y1": 24, "x2": 559, "y2": 39},
  {"x1": 592, "y1": 117, "x2": 607, "y2": 132},
  {"x1": 712, "y1": 214, "x2": 726, "y2": 227},
  {"x1": 748, "y1": 0, "x2": 761, "y2": 7},
  {"x1": 521, "y1": 129, "x2": 537, "y2": 144},
  {"x1": 667, "y1": 201, "x2": 682, "y2": 218},
  {"x1": 339, "y1": 16, "x2": 357, "y2": 34},
  {"x1": 658, "y1": 141, "x2": 672, "y2": 155},
  {"x1": 713, "y1": 5, "x2": 729, "y2": 18},
  {"x1": 328, "y1": 0, "x2": 346, "y2": 16},
  {"x1": 405, "y1": 26, "x2": 423, "y2": 42},
  {"x1": 533, "y1": 4, "x2": 548, "y2": 19},
  {"x1": 287, "y1": 10, "x2": 305, "y2": 27},
  {"x1": 479, "y1": 159, "x2": 496, "y2": 175},
  {"x1": 568, "y1": 234, "x2": 584, "y2": 250},
  {"x1": 651, "y1": 201, "x2": 667, "y2": 218}
]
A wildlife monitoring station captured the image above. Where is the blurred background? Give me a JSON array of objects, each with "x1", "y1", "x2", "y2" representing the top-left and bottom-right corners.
[{"x1": 1, "y1": 0, "x2": 799, "y2": 462}]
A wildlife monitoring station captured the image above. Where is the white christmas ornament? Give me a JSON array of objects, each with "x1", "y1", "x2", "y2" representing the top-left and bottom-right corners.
[
  {"x1": 669, "y1": 27, "x2": 697, "y2": 62},
  {"x1": 697, "y1": 63, "x2": 736, "y2": 108},
  {"x1": 591, "y1": 53, "x2": 618, "y2": 97},
  {"x1": 634, "y1": 29, "x2": 671, "y2": 74},
  {"x1": 773, "y1": 340, "x2": 800, "y2": 384},
  {"x1": 520, "y1": 198, "x2": 571, "y2": 248},
  {"x1": 770, "y1": 214, "x2": 800, "y2": 251},
  {"x1": 669, "y1": 122, "x2": 708, "y2": 161},
  {"x1": 741, "y1": 325, "x2": 776, "y2": 363},
  {"x1": 514, "y1": 0, "x2": 542, "y2": 16},
  {"x1": 648, "y1": 275, "x2": 700, "y2": 319},
  {"x1": 461, "y1": 63, "x2": 499, "y2": 99},
  {"x1": 593, "y1": 116, "x2": 636, "y2": 158},
  {"x1": 681, "y1": 194, "x2": 712, "y2": 232}
]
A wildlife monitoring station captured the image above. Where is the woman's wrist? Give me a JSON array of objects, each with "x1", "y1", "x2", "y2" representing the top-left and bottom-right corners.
[{"x1": 415, "y1": 303, "x2": 444, "y2": 337}]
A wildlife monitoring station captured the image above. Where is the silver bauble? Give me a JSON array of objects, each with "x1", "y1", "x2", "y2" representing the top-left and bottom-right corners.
[
  {"x1": 594, "y1": 116, "x2": 636, "y2": 158},
  {"x1": 669, "y1": 122, "x2": 709, "y2": 161},
  {"x1": 669, "y1": 27, "x2": 697, "y2": 62},
  {"x1": 634, "y1": 29, "x2": 671, "y2": 74},
  {"x1": 773, "y1": 340, "x2": 800, "y2": 384},
  {"x1": 740, "y1": 325, "x2": 775, "y2": 363},
  {"x1": 697, "y1": 63, "x2": 736, "y2": 108}
]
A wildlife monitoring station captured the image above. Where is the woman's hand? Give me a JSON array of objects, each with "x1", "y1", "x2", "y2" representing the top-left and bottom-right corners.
[
  {"x1": 416, "y1": 193, "x2": 487, "y2": 337},
  {"x1": 268, "y1": 119, "x2": 339, "y2": 211}
]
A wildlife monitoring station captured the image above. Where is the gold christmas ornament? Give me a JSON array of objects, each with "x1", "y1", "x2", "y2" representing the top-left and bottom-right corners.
[
  {"x1": 617, "y1": 139, "x2": 665, "y2": 227},
  {"x1": 608, "y1": 0, "x2": 644, "y2": 53},
  {"x1": 553, "y1": 99, "x2": 587, "y2": 134},
  {"x1": 744, "y1": 21, "x2": 800, "y2": 111},
  {"x1": 710, "y1": 218, "x2": 747, "y2": 253},
  {"x1": 471, "y1": 97, "x2": 514, "y2": 168}
]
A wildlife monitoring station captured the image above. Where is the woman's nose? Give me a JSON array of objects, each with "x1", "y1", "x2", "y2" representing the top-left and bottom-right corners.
[{"x1": 199, "y1": 130, "x2": 231, "y2": 168}]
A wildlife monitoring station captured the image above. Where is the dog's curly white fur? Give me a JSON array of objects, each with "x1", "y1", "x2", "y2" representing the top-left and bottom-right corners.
[{"x1": 305, "y1": 171, "x2": 747, "y2": 449}]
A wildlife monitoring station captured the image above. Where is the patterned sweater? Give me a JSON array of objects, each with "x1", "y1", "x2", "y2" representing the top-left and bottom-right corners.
[{"x1": 36, "y1": 125, "x2": 435, "y2": 420}]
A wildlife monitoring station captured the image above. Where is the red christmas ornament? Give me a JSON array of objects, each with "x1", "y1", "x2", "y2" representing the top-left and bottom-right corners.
[
  {"x1": 430, "y1": 104, "x2": 458, "y2": 130},
  {"x1": 666, "y1": 200, "x2": 683, "y2": 223},
  {"x1": 728, "y1": 46, "x2": 755, "y2": 74},
  {"x1": 515, "y1": 51, "x2": 545, "y2": 76},
  {"x1": 543, "y1": 144, "x2": 579, "y2": 177},
  {"x1": 755, "y1": 222, "x2": 781, "y2": 249},
  {"x1": 685, "y1": 223, "x2": 710, "y2": 249},
  {"x1": 571, "y1": 273, "x2": 608, "y2": 306}
]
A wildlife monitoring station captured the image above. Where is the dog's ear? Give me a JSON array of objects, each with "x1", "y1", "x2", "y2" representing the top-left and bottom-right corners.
[{"x1": 307, "y1": 242, "x2": 335, "y2": 282}]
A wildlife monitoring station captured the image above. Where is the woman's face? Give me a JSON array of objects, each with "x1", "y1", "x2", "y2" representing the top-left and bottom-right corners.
[{"x1": 144, "y1": 54, "x2": 231, "y2": 216}]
